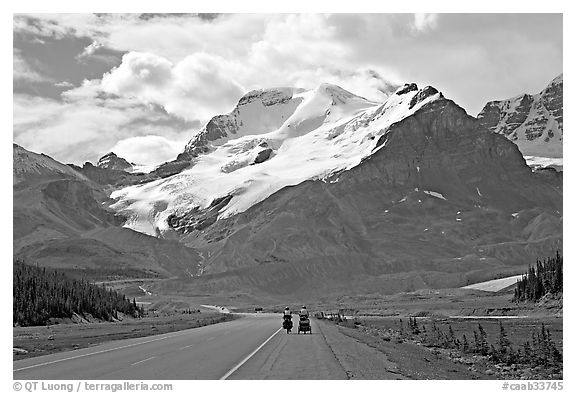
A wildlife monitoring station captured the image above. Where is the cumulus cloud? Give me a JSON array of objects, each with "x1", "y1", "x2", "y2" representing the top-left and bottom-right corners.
[
  {"x1": 13, "y1": 84, "x2": 195, "y2": 165},
  {"x1": 110, "y1": 135, "x2": 188, "y2": 166},
  {"x1": 101, "y1": 51, "x2": 245, "y2": 121},
  {"x1": 93, "y1": 14, "x2": 405, "y2": 121},
  {"x1": 412, "y1": 13, "x2": 439, "y2": 33},
  {"x1": 76, "y1": 41, "x2": 104, "y2": 60},
  {"x1": 14, "y1": 13, "x2": 562, "y2": 165}
]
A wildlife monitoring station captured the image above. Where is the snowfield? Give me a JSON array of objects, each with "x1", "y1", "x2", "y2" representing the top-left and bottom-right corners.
[
  {"x1": 461, "y1": 275, "x2": 524, "y2": 292},
  {"x1": 110, "y1": 83, "x2": 442, "y2": 236},
  {"x1": 523, "y1": 156, "x2": 563, "y2": 172}
]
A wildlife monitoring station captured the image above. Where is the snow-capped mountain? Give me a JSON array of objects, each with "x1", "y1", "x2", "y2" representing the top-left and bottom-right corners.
[
  {"x1": 477, "y1": 74, "x2": 563, "y2": 159},
  {"x1": 110, "y1": 83, "x2": 443, "y2": 236}
]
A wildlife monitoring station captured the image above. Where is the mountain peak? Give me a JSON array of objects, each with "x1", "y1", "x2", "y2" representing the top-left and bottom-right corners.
[
  {"x1": 96, "y1": 152, "x2": 134, "y2": 172},
  {"x1": 395, "y1": 83, "x2": 419, "y2": 95},
  {"x1": 313, "y1": 83, "x2": 377, "y2": 106},
  {"x1": 549, "y1": 73, "x2": 562, "y2": 85},
  {"x1": 238, "y1": 87, "x2": 306, "y2": 107}
]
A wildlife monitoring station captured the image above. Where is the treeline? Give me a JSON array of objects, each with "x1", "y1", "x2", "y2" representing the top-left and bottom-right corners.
[
  {"x1": 402, "y1": 318, "x2": 561, "y2": 368},
  {"x1": 13, "y1": 261, "x2": 143, "y2": 327},
  {"x1": 514, "y1": 251, "x2": 562, "y2": 302}
]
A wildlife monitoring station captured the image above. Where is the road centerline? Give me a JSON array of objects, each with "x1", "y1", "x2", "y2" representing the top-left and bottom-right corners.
[
  {"x1": 220, "y1": 327, "x2": 282, "y2": 380},
  {"x1": 131, "y1": 356, "x2": 156, "y2": 366}
]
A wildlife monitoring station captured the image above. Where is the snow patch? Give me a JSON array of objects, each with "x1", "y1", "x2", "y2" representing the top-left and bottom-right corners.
[
  {"x1": 462, "y1": 274, "x2": 524, "y2": 292},
  {"x1": 138, "y1": 286, "x2": 152, "y2": 296},
  {"x1": 524, "y1": 156, "x2": 563, "y2": 172},
  {"x1": 423, "y1": 190, "x2": 446, "y2": 200}
]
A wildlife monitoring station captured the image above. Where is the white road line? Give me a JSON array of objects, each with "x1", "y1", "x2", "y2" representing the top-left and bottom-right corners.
[
  {"x1": 13, "y1": 329, "x2": 195, "y2": 372},
  {"x1": 207, "y1": 336, "x2": 216, "y2": 341},
  {"x1": 220, "y1": 327, "x2": 282, "y2": 380},
  {"x1": 131, "y1": 356, "x2": 155, "y2": 366}
]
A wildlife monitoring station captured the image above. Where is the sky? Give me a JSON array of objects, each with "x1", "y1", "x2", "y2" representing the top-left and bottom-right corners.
[{"x1": 13, "y1": 13, "x2": 563, "y2": 166}]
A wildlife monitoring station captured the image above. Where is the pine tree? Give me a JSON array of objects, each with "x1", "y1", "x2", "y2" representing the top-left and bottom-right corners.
[
  {"x1": 448, "y1": 325, "x2": 456, "y2": 348},
  {"x1": 462, "y1": 334, "x2": 469, "y2": 353},
  {"x1": 498, "y1": 322, "x2": 511, "y2": 355},
  {"x1": 514, "y1": 251, "x2": 562, "y2": 302},
  {"x1": 477, "y1": 324, "x2": 489, "y2": 355}
]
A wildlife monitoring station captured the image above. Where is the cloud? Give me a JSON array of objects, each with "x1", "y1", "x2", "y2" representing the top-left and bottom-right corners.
[
  {"x1": 101, "y1": 51, "x2": 245, "y2": 121},
  {"x1": 110, "y1": 135, "x2": 188, "y2": 166},
  {"x1": 412, "y1": 14, "x2": 439, "y2": 33},
  {"x1": 14, "y1": 13, "x2": 562, "y2": 165},
  {"x1": 54, "y1": 81, "x2": 74, "y2": 88},
  {"x1": 13, "y1": 84, "x2": 195, "y2": 165},
  {"x1": 13, "y1": 49, "x2": 50, "y2": 82},
  {"x1": 76, "y1": 41, "x2": 104, "y2": 60}
]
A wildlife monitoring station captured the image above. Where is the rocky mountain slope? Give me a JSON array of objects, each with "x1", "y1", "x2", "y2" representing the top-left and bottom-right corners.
[
  {"x1": 477, "y1": 74, "x2": 563, "y2": 159},
  {"x1": 13, "y1": 143, "x2": 88, "y2": 185},
  {"x1": 13, "y1": 145, "x2": 203, "y2": 281},
  {"x1": 105, "y1": 83, "x2": 562, "y2": 299},
  {"x1": 96, "y1": 152, "x2": 135, "y2": 172}
]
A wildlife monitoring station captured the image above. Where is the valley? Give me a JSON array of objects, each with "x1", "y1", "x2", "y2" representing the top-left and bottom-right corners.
[{"x1": 13, "y1": 77, "x2": 563, "y2": 380}]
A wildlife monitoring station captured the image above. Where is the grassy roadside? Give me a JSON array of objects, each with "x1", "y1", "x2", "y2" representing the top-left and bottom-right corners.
[
  {"x1": 323, "y1": 316, "x2": 562, "y2": 380},
  {"x1": 13, "y1": 312, "x2": 236, "y2": 361}
]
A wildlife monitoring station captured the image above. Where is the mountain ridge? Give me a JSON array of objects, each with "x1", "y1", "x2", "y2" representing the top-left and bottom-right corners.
[
  {"x1": 13, "y1": 144, "x2": 204, "y2": 282},
  {"x1": 477, "y1": 74, "x2": 562, "y2": 159}
]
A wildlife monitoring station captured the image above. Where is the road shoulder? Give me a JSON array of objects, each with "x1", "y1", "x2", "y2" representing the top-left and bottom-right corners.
[
  {"x1": 315, "y1": 319, "x2": 406, "y2": 379},
  {"x1": 318, "y1": 319, "x2": 483, "y2": 379}
]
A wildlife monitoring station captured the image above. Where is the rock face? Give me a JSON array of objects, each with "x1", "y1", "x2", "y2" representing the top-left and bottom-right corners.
[
  {"x1": 253, "y1": 148, "x2": 273, "y2": 164},
  {"x1": 70, "y1": 162, "x2": 144, "y2": 187},
  {"x1": 96, "y1": 152, "x2": 134, "y2": 172},
  {"x1": 477, "y1": 74, "x2": 562, "y2": 158}
]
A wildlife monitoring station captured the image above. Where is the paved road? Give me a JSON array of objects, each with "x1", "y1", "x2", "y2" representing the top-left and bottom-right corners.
[{"x1": 13, "y1": 314, "x2": 346, "y2": 380}]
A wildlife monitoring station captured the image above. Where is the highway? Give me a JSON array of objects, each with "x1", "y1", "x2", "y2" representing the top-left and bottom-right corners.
[{"x1": 13, "y1": 314, "x2": 347, "y2": 380}]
